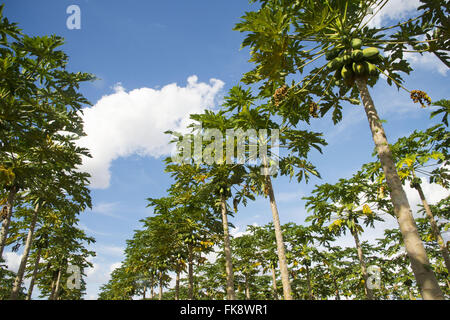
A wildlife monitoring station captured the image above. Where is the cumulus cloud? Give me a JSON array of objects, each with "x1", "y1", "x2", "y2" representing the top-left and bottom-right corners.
[
  {"x1": 366, "y1": 0, "x2": 421, "y2": 28},
  {"x1": 4, "y1": 251, "x2": 21, "y2": 273},
  {"x1": 78, "y1": 76, "x2": 225, "y2": 189}
]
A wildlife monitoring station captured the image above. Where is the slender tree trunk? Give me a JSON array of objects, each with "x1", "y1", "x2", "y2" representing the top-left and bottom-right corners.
[
  {"x1": 244, "y1": 274, "x2": 250, "y2": 300},
  {"x1": 351, "y1": 228, "x2": 374, "y2": 300},
  {"x1": 220, "y1": 193, "x2": 236, "y2": 300},
  {"x1": 143, "y1": 283, "x2": 146, "y2": 300},
  {"x1": 305, "y1": 264, "x2": 314, "y2": 300},
  {"x1": 158, "y1": 271, "x2": 163, "y2": 300},
  {"x1": 49, "y1": 270, "x2": 58, "y2": 300},
  {"x1": 0, "y1": 186, "x2": 18, "y2": 260},
  {"x1": 355, "y1": 78, "x2": 444, "y2": 300},
  {"x1": 150, "y1": 274, "x2": 155, "y2": 299},
  {"x1": 271, "y1": 265, "x2": 278, "y2": 300},
  {"x1": 10, "y1": 202, "x2": 40, "y2": 300},
  {"x1": 26, "y1": 247, "x2": 42, "y2": 300},
  {"x1": 53, "y1": 268, "x2": 62, "y2": 300},
  {"x1": 175, "y1": 267, "x2": 180, "y2": 300},
  {"x1": 264, "y1": 174, "x2": 292, "y2": 300},
  {"x1": 333, "y1": 276, "x2": 340, "y2": 300},
  {"x1": 188, "y1": 244, "x2": 194, "y2": 300},
  {"x1": 414, "y1": 181, "x2": 450, "y2": 273}
]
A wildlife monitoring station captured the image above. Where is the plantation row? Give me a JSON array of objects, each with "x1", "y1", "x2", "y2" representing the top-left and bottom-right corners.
[
  {"x1": 1, "y1": 1, "x2": 449, "y2": 300},
  {"x1": 99, "y1": 0, "x2": 449, "y2": 300}
]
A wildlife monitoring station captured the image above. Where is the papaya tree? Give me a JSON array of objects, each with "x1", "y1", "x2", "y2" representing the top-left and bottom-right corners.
[{"x1": 233, "y1": 0, "x2": 445, "y2": 299}]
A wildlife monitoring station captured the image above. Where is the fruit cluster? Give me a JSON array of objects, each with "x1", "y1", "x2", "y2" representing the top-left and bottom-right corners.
[{"x1": 326, "y1": 38, "x2": 383, "y2": 87}]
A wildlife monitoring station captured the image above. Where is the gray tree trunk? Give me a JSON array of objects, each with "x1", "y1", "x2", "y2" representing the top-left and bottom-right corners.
[
  {"x1": 26, "y1": 247, "x2": 42, "y2": 300},
  {"x1": 188, "y1": 244, "x2": 194, "y2": 300},
  {"x1": 220, "y1": 193, "x2": 236, "y2": 300},
  {"x1": 244, "y1": 274, "x2": 250, "y2": 299},
  {"x1": 10, "y1": 202, "x2": 40, "y2": 299},
  {"x1": 0, "y1": 186, "x2": 18, "y2": 260},
  {"x1": 355, "y1": 78, "x2": 444, "y2": 300},
  {"x1": 351, "y1": 227, "x2": 374, "y2": 300},
  {"x1": 415, "y1": 181, "x2": 450, "y2": 273},
  {"x1": 264, "y1": 174, "x2": 292, "y2": 300},
  {"x1": 271, "y1": 265, "x2": 278, "y2": 300},
  {"x1": 175, "y1": 267, "x2": 180, "y2": 300}
]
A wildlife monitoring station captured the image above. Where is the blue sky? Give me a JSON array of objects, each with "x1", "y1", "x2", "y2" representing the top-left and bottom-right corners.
[{"x1": 3, "y1": 0, "x2": 449, "y2": 299}]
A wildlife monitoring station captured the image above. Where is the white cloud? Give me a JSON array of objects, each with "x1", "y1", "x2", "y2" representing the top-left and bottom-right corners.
[
  {"x1": 366, "y1": 0, "x2": 421, "y2": 28},
  {"x1": 4, "y1": 251, "x2": 21, "y2": 273},
  {"x1": 78, "y1": 75, "x2": 225, "y2": 189},
  {"x1": 404, "y1": 51, "x2": 448, "y2": 76}
]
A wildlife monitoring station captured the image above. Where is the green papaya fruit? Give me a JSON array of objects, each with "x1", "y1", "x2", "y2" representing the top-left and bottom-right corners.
[
  {"x1": 327, "y1": 56, "x2": 344, "y2": 71},
  {"x1": 341, "y1": 64, "x2": 354, "y2": 80},
  {"x1": 351, "y1": 49, "x2": 364, "y2": 61},
  {"x1": 325, "y1": 48, "x2": 342, "y2": 61},
  {"x1": 352, "y1": 61, "x2": 367, "y2": 76},
  {"x1": 351, "y1": 38, "x2": 362, "y2": 49},
  {"x1": 367, "y1": 62, "x2": 378, "y2": 76},
  {"x1": 342, "y1": 54, "x2": 352, "y2": 65},
  {"x1": 362, "y1": 47, "x2": 380, "y2": 59},
  {"x1": 368, "y1": 53, "x2": 383, "y2": 64}
]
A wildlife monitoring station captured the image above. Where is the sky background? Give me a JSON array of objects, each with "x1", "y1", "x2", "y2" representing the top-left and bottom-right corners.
[{"x1": 2, "y1": 0, "x2": 449, "y2": 299}]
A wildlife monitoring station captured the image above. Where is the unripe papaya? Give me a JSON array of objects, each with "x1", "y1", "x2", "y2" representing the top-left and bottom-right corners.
[
  {"x1": 342, "y1": 54, "x2": 352, "y2": 65},
  {"x1": 325, "y1": 48, "x2": 342, "y2": 61},
  {"x1": 362, "y1": 47, "x2": 379, "y2": 59},
  {"x1": 351, "y1": 38, "x2": 362, "y2": 49},
  {"x1": 368, "y1": 53, "x2": 383, "y2": 64},
  {"x1": 327, "y1": 56, "x2": 344, "y2": 71},
  {"x1": 351, "y1": 49, "x2": 363, "y2": 61},
  {"x1": 367, "y1": 62, "x2": 378, "y2": 76},
  {"x1": 353, "y1": 61, "x2": 368, "y2": 76},
  {"x1": 341, "y1": 64, "x2": 353, "y2": 80}
]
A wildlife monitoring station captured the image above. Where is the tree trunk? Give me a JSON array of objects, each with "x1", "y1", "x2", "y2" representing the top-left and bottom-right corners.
[
  {"x1": 271, "y1": 265, "x2": 278, "y2": 300},
  {"x1": 175, "y1": 266, "x2": 180, "y2": 300},
  {"x1": 150, "y1": 274, "x2": 155, "y2": 299},
  {"x1": 305, "y1": 264, "x2": 314, "y2": 300},
  {"x1": 355, "y1": 78, "x2": 444, "y2": 300},
  {"x1": 10, "y1": 202, "x2": 40, "y2": 299},
  {"x1": 53, "y1": 268, "x2": 62, "y2": 300},
  {"x1": 244, "y1": 274, "x2": 250, "y2": 300},
  {"x1": 333, "y1": 276, "x2": 340, "y2": 300},
  {"x1": 143, "y1": 283, "x2": 146, "y2": 300},
  {"x1": 351, "y1": 227, "x2": 374, "y2": 300},
  {"x1": 0, "y1": 186, "x2": 18, "y2": 260},
  {"x1": 264, "y1": 174, "x2": 292, "y2": 300},
  {"x1": 415, "y1": 181, "x2": 450, "y2": 273},
  {"x1": 26, "y1": 247, "x2": 42, "y2": 300},
  {"x1": 49, "y1": 270, "x2": 58, "y2": 300},
  {"x1": 187, "y1": 244, "x2": 194, "y2": 300},
  {"x1": 220, "y1": 193, "x2": 236, "y2": 300},
  {"x1": 158, "y1": 271, "x2": 163, "y2": 300}
]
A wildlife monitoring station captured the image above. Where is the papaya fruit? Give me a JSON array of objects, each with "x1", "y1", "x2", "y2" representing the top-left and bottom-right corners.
[
  {"x1": 352, "y1": 62, "x2": 366, "y2": 76},
  {"x1": 351, "y1": 38, "x2": 362, "y2": 49},
  {"x1": 342, "y1": 54, "x2": 352, "y2": 65},
  {"x1": 367, "y1": 62, "x2": 378, "y2": 76},
  {"x1": 341, "y1": 64, "x2": 354, "y2": 81},
  {"x1": 325, "y1": 48, "x2": 342, "y2": 61},
  {"x1": 351, "y1": 49, "x2": 364, "y2": 61},
  {"x1": 368, "y1": 53, "x2": 383, "y2": 64},
  {"x1": 362, "y1": 47, "x2": 379, "y2": 59},
  {"x1": 327, "y1": 56, "x2": 344, "y2": 71}
]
